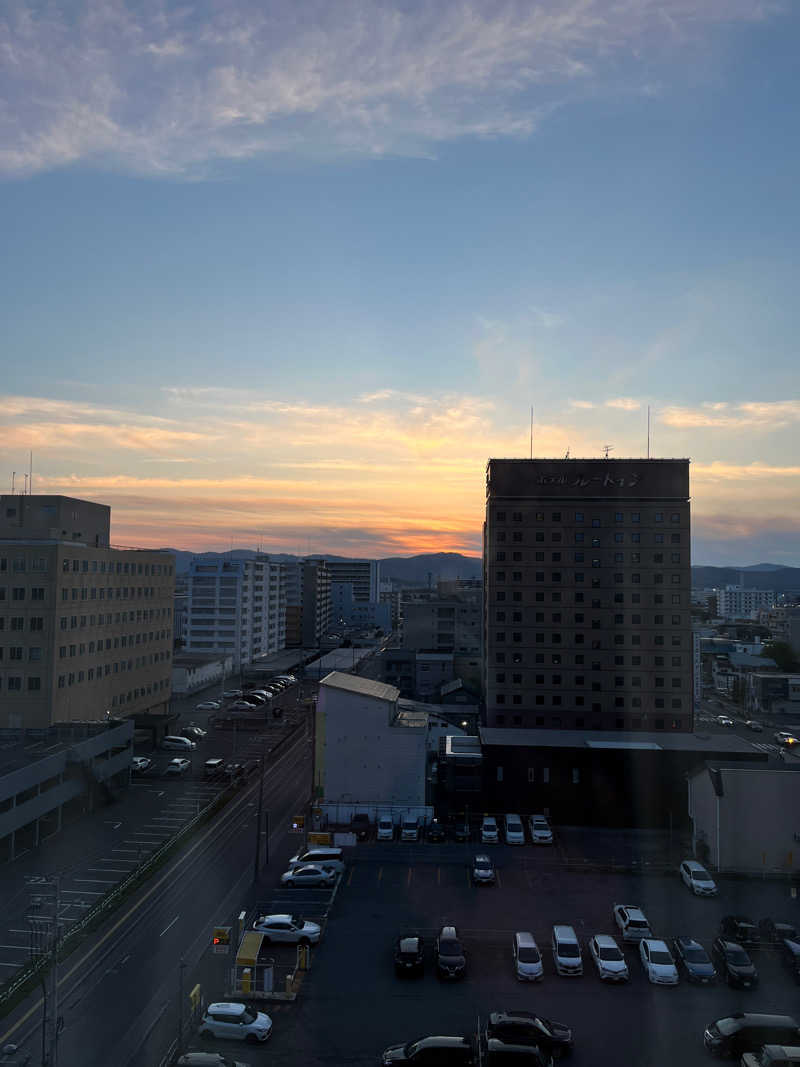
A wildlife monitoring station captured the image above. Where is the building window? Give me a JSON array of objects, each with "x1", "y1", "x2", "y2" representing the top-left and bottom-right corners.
[
  {"x1": 670, "y1": 512, "x2": 680, "y2": 523},
  {"x1": 574, "y1": 511, "x2": 584, "y2": 522},
  {"x1": 496, "y1": 511, "x2": 506, "y2": 521},
  {"x1": 542, "y1": 767, "x2": 550, "y2": 784},
  {"x1": 496, "y1": 551, "x2": 506, "y2": 561}
]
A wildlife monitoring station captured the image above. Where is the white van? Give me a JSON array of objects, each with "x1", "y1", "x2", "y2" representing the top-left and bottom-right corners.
[
  {"x1": 552, "y1": 924, "x2": 583, "y2": 976},
  {"x1": 288, "y1": 847, "x2": 345, "y2": 874},
  {"x1": 401, "y1": 816, "x2": 420, "y2": 841},
  {"x1": 162, "y1": 735, "x2": 195, "y2": 752},
  {"x1": 481, "y1": 815, "x2": 499, "y2": 844},
  {"x1": 376, "y1": 816, "x2": 395, "y2": 841},
  {"x1": 504, "y1": 814, "x2": 525, "y2": 845},
  {"x1": 513, "y1": 931, "x2": 543, "y2": 981}
]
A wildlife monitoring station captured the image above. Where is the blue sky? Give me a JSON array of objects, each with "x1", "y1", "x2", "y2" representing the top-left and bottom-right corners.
[{"x1": 1, "y1": 1, "x2": 799, "y2": 563}]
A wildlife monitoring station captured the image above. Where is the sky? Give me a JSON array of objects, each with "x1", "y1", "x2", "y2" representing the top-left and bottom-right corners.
[{"x1": 1, "y1": 0, "x2": 799, "y2": 565}]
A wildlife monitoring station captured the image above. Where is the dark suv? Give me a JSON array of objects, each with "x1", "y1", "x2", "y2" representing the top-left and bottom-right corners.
[
  {"x1": 435, "y1": 925, "x2": 466, "y2": 980},
  {"x1": 426, "y1": 820, "x2": 446, "y2": 842},
  {"x1": 381, "y1": 1036, "x2": 475, "y2": 1064},
  {"x1": 453, "y1": 819, "x2": 471, "y2": 842},
  {"x1": 719, "y1": 916, "x2": 760, "y2": 952},
  {"x1": 704, "y1": 1013, "x2": 800, "y2": 1058},
  {"x1": 759, "y1": 918, "x2": 798, "y2": 945},
  {"x1": 394, "y1": 935, "x2": 425, "y2": 977},
  {"x1": 711, "y1": 938, "x2": 759, "y2": 989},
  {"x1": 485, "y1": 1012, "x2": 573, "y2": 1059},
  {"x1": 350, "y1": 813, "x2": 371, "y2": 841}
]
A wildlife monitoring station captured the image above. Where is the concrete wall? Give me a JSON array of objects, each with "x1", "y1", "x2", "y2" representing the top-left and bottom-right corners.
[{"x1": 319, "y1": 683, "x2": 426, "y2": 807}]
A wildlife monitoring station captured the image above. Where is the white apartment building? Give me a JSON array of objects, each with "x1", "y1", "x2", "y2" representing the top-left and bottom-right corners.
[
  {"x1": 185, "y1": 556, "x2": 286, "y2": 670},
  {"x1": 320, "y1": 558, "x2": 380, "y2": 602},
  {"x1": 717, "y1": 585, "x2": 776, "y2": 620}
]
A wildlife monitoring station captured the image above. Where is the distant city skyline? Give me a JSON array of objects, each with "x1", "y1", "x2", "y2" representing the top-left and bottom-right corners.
[{"x1": 2, "y1": 1, "x2": 799, "y2": 566}]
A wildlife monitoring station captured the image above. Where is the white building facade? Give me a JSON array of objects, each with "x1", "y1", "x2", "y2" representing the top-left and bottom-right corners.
[{"x1": 717, "y1": 585, "x2": 776, "y2": 620}]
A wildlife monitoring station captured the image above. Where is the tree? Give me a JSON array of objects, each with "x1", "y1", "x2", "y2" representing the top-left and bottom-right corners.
[{"x1": 761, "y1": 641, "x2": 798, "y2": 672}]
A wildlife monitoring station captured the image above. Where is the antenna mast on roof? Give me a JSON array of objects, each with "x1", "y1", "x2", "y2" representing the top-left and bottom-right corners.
[
  {"x1": 529, "y1": 405, "x2": 533, "y2": 459},
  {"x1": 29, "y1": 451, "x2": 33, "y2": 494},
  {"x1": 602, "y1": 445, "x2": 614, "y2": 459},
  {"x1": 11, "y1": 472, "x2": 15, "y2": 495},
  {"x1": 647, "y1": 406, "x2": 651, "y2": 460}
]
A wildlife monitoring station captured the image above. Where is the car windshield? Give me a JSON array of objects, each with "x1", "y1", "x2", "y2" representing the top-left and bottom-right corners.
[
  {"x1": 692, "y1": 870, "x2": 712, "y2": 882},
  {"x1": 559, "y1": 943, "x2": 579, "y2": 957},
  {"x1": 650, "y1": 950, "x2": 673, "y2": 964},
  {"x1": 598, "y1": 945, "x2": 623, "y2": 961},
  {"x1": 629, "y1": 919, "x2": 648, "y2": 928},
  {"x1": 440, "y1": 940, "x2": 462, "y2": 955},
  {"x1": 683, "y1": 947, "x2": 708, "y2": 963},
  {"x1": 518, "y1": 947, "x2": 540, "y2": 963},
  {"x1": 241, "y1": 1009, "x2": 257, "y2": 1024},
  {"x1": 727, "y1": 948, "x2": 750, "y2": 965}
]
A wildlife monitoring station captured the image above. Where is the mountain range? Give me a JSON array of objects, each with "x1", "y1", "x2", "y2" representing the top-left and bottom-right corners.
[{"x1": 164, "y1": 549, "x2": 800, "y2": 591}]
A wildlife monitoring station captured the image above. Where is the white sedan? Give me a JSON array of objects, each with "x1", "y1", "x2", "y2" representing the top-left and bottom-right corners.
[
  {"x1": 131, "y1": 756, "x2": 153, "y2": 774},
  {"x1": 195, "y1": 701, "x2": 221, "y2": 711},
  {"x1": 716, "y1": 715, "x2": 734, "y2": 726},
  {"x1": 639, "y1": 939, "x2": 679, "y2": 985},
  {"x1": 252, "y1": 914, "x2": 321, "y2": 944},
  {"x1": 588, "y1": 934, "x2": 629, "y2": 982},
  {"x1": 223, "y1": 689, "x2": 242, "y2": 699},
  {"x1": 280, "y1": 865, "x2": 337, "y2": 888},
  {"x1": 679, "y1": 859, "x2": 718, "y2": 896},
  {"x1": 165, "y1": 758, "x2": 191, "y2": 776}
]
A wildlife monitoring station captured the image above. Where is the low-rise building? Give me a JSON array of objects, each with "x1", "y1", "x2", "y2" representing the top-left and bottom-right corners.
[
  {"x1": 717, "y1": 585, "x2": 777, "y2": 620},
  {"x1": 171, "y1": 652, "x2": 232, "y2": 695},
  {"x1": 746, "y1": 673, "x2": 800, "y2": 718}
]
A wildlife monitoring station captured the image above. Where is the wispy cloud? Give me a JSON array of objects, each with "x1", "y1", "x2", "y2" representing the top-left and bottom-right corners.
[
  {"x1": 660, "y1": 399, "x2": 800, "y2": 429},
  {"x1": 605, "y1": 397, "x2": 641, "y2": 411},
  {"x1": 0, "y1": 0, "x2": 783, "y2": 178}
]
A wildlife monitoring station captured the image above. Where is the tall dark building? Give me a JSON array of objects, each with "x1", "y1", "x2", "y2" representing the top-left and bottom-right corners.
[{"x1": 483, "y1": 459, "x2": 692, "y2": 732}]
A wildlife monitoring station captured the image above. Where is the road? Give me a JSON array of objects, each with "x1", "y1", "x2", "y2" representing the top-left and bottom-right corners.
[{"x1": 0, "y1": 720, "x2": 312, "y2": 1067}]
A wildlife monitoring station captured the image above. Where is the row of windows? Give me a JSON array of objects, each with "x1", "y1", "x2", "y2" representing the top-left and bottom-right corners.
[
  {"x1": 55, "y1": 652, "x2": 171, "y2": 687},
  {"x1": 496, "y1": 611, "x2": 682, "y2": 625},
  {"x1": 494, "y1": 592, "x2": 679, "y2": 606},
  {"x1": 58, "y1": 608, "x2": 172, "y2": 631},
  {"x1": 495, "y1": 532, "x2": 681, "y2": 545},
  {"x1": 495, "y1": 510, "x2": 682, "y2": 524},
  {"x1": 60, "y1": 585, "x2": 167, "y2": 602},
  {"x1": 0, "y1": 617, "x2": 45, "y2": 632},
  {"x1": 60, "y1": 558, "x2": 172, "y2": 576},
  {"x1": 0, "y1": 587, "x2": 47, "y2": 601},
  {"x1": 492, "y1": 716, "x2": 684, "y2": 731},
  {"x1": 496, "y1": 664, "x2": 683, "y2": 682},
  {"x1": 495, "y1": 570, "x2": 683, "y2": 588},
  {"x1": 0, "y1": 676, "x2": 42, "y2": 691},
  {"x1": 0, "y1": 557, "x2": 48, "y2": 573},
  {"x1": 495, "y1": 694, "x2": 684, "y2": 708},
  {"x1": 495, "y1": 644, "x2": 683, "y2": 665},
  {"x1": 496, "y1": 550, "x2": 682, "y2": 564},
  {"x1": 58, "y1": 629, "x2": 170, "y2": 656},
  {"x1": 494, "y1": 620, "x2": 682, "y2": 642}
]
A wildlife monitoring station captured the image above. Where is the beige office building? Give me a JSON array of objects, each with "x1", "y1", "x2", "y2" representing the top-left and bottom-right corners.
[
  {"x1": 484, "y1": 459, "x2": 693, "y2": 732},
  {"x1": 0, "y1": 494, "x2": 174, "y2": 728}
]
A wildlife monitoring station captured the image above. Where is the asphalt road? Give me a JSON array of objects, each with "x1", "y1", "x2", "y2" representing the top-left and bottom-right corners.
[
  {"x1": 0, "y1": 722, "x2": 313, "y2": 1067},
  {"x1": 204, "y1": 838, "x2": 800, "y2": 1067}
]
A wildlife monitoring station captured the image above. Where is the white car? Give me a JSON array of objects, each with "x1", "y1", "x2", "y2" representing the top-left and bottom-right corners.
[
  {"x1": 195, "y1": 701, "x2": 221, "y2": 711},
  {"x1": 529, "y1": 814, "x2": 553, "y2": 844},
  {"x1": 165, "y1": 758, "x2": 191, "y2": 775},
  {"x1": 376, "y1": 816, "x2": 395, "y2": 841},
  {"x1": 613, "y1": 903, "x2": 653, "y2": 942},
  {"x1": 504, "y1": 814, "x2": 525, "y2": 845},
  {"x1": 679, "y1": 859, "x2": 718, "y2": 896},
  {"x1": 223, "y1": 689, "x2": 243, "y2": 699},
  {"x1": 131, "y1": 756, "x2": 153, "y2": 774},
  {"x1": 639, "y1": 938, "x2": 679, "y2": 985},
  {"x1": 252, "y1": 914, "x2": 321, "y2": 944},
  {"x1": 480, "y1": 815, "x2": 499, "y2": 844},
  {"x1": 162, "y1": 735, "x2": 196, "y2": 751},
  {"x1": 716, "y1": 715, "x2": 734, "y2": 726},
  {"x1": 231, "y1": 701, "x2": 260, "y2": 712},
  {"x1": 588, "y1": 934, "x2": 629, "y2": 982},
  {"x1": 280, "y1": 865, "x2": 337, "y2": 888},
  {"x1": 199, "y1": 1002, "x2": 272, "y2": 1043}
]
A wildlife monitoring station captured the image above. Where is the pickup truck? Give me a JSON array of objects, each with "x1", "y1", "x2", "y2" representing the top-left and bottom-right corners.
[{"x1": 350, "y1": 813, "x2": 371, "y2": 841}]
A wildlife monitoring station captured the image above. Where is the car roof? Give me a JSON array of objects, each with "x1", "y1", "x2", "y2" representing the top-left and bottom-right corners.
[
  {"x1": 553, "y1": 924, "x2": 577, "y2": 938},
  {"x1": 675, "y1": 936, "x2": 702, "y2": 948},
  {"x1": 684, "y1": 860, "x2": 708, "y2": 871},
  {"x1": 718, "y1": 938, "x2": 745, "y2": 951},
  {"x1": 474, "y1": 853, "x2": 492, "y2": 863},
  {"x1": 398, "y1": 935, "x2": 421, "y2": 948},
  {"x1": 621, "y1": 905, "x2": 646, "y2": 918},
  {"x1": 594, "y1": 933, "x2": 620, "y2": 947},
  {"x1": 258, "y1": 913, "x2": 298, "y2": 924},
  {"x1": 642, "y1": 938, "x2": 669, "y2": 950},
  {"x1": 207, "y1": 1001, "x2": 245, "y2": 1013}
]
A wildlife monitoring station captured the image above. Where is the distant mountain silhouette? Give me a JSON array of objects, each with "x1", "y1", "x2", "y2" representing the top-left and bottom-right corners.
[{"x1": 691, "y1": 565, "x2": 800, "y2": 592}]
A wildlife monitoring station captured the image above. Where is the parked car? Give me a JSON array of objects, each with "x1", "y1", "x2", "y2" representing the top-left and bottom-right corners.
[
  {"x1": 680, "y1": 859, "x2": 718, "y2": 896},
  {"x1": 223, "y1": 690, "x2": 242, "y2": 699},
  {"x1": 716, "y1": 715, "x2": 735, "y2": 726},
  {"x1": 551, "y1": 925, "x2": 582, "y2": 976},
  {"x1": 198, "y1": 1002, "x2": 272, "y2": 1044},
  {"x1": 481, "y1": 815, "x2": 499, "y2": 844},
  {"x1": 759, "y1": 918, "x2": 798, "y2": 944},
  {"x1": 471, "y1": 854, "x2": 496, "y2": 885},
  {"x1": 780, "y1": 938, "x2": 800, "y2": 983},
  {"x1": 711, "y1": 937, "x2": 759, "y2": 988},
  {"x1": 241, "y1": 693, "x2": 265, "y2": 705},
  {"x1": 639, "y1": 938, "x2": 679, "y2": 985},
  {"x1": 529, "y1": 814, "x2": 553, "y2": 845},
  {"x1": 401, "y1": 816, "x2": 420, "y2": 842},
  {"x1": 504, "y1": 814, "x2": 525, "y2": 845},
  {"x1": 165, "y1": 758, "x2": 191, "y2": 775},
  {"x1": 131, "y1": 756, "x2": 153, "y2": 774},
  {"x1": 280, "y1": 865, "x2": 337, "y2": 888},
  {"x1": 512, "y1": 932, "x2": 544, "y2": 982},
  {"x1": 252, "y1": 914, "x2": 321, "y2": 944},
  {"x1": 162, "y1": 735, "x2": 196, "y2": 752},
  {"x1": 613, "y1": 903, "x2": 652, "y2": 943},
  {"x1": 588, "y1": 934, "x2": 629, "y2": 982},
  {"x1": 230, "y1": 701, "x2": 260, "y2": 712},
  {"x1": 180, "y1": 725, "x2": 207, "y2": 741},
  {"x1": 350, "y1": 812, "x2": 371, "y2": 841},
  {"x1": 381, "y1": 1036, "x2": 475, "y2": 1064},
  {"x1": 288, "y1": 847, "x2": 344, "y2": 873},
  {"x1": 194, "y1": 701, "x2": 221, "y2": 711},
  {"x1": 453, "y1": 819, "x2": 471, "y2": 842},
  {"x1": 703, "y1": 1014, "x2": 800, "y2": 1058},
  {"x1": 435, "y1": 925, "x2": 466, "y2": 979},
  {"x1": 485, "y1": 1011, "x2": 573, "y2": 1058},
  {"x1": 376, "y1": 816, "x2": 395, "y2": 841},
  {"x1": 672, "y1": 937, "x2": 716, "y2": 984},
  {"x1": 177, "y1": 1053, "x2": 251, "y2": 1067},
  {"x1": 774, "y1": 731, "x2": 797, "y2": 745},
  {"x1": 394, "y1": 934, "x2": 425, "y2": 976},
  {"x1": 426, "y1": 819, "x2": 446, "y2": 842},
  {"x1": 719, "y1": 915, "x2": 760, "y2": 951}
]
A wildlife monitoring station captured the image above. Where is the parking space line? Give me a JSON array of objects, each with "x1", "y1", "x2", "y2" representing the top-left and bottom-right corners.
[
  {"x1": 0, "y1": 945, "x2": 31, "y2": 952},
  {"x1": 87, "y1": 869, "x2": 129, "y2": 875},
  {"x1": 61, "y1": 889, "x2": 103, "y2": 896},
  {"x1": 0, "y1": 962, "x2": 22, "y2": 968},
  {"x1": 407, "y1": 867, "x2": 412, "y2": 886},
  {"x1": 74, "y1": 879, "x2": 116, "y2": 885},
  {"x1": 496, "y1": 870, "x2": 502, "y2": 889},
  {"x1": 159, "y1": 915, "x2": 180, "y2": 937}
]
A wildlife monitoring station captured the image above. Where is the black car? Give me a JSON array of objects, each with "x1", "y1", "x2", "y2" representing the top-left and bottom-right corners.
[
  {"x1": 672, "y1": 937, "x2": 716, "y2": 984},
  {"x1": 759, "y1": 918, "x2": 798, "y2": 944},
  {"x1": 350, "y1": 813, "x2": 371, "y2": 841},
  {"x1": 382, "y1": 1036, "x2": 475, "y2": 1064},
  {"x1": 719, "y1": 916, "x2": 760, "y2": 952},
  {"x1": 426, "y1": 820, "x2": 446, "y2": 842},
  {"x1": 180, "y1": 725, "x2": 206, "y2": 741},
  {"x1": 435, "y1": 925, "x2": 466, "y2": 980},
  {"x1": 711, "y1": 938, "x2": 759, "y2": 989},
  {"x1": 394, "y1": 935, "x2": 425, "y2": 977},
  {"x1": 453, "y1": 819, "x2": 471, "y2": 843},
  {"x1": 704, "y1": 1013, "x2": 800, "y2": 1058},
  {"x1": 485, "y1": 1040, "x2": 552, "y2": 1064},
  {"x1": 486, "y1": 1012, "x2": 573, "y2": 1059},
  {"x1": 780, "y1": 938, "x2": 800, "y2": 983}
]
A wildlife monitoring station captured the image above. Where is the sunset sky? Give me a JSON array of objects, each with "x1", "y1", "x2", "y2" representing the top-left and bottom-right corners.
[{"x1": 2, "y1": 1, "x2": 799, "y2": 564}]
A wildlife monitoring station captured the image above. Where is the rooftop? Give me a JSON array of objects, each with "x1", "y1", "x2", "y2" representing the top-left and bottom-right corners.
[
  {"x1": 319, "y1": 671, "x2": 399, "y2": 702},
  {"x1": 479, "y1": 727, "x2": 770, "y2": 756}
]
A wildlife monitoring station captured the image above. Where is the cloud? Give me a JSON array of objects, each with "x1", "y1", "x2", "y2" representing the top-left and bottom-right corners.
[
  {"x1": 569, "y1": 399, "x2": 595, "y2": 409},
  {"x1": 0, "y1": 0, "x2": 784, "y2": 177},
  {"x1": 605, "y1": 397, "x2": 641, "y2": 411},
  {"x1": 660, "y1": 399, "x2": 800, "y2": 429}
]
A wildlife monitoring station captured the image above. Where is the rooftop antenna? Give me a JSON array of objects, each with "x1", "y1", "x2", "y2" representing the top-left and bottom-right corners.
[
  {"x1": 602, "y1": 444, "x2": 614, "y2": 459},
  {"x1": 564, "y1": 447, "x2": 570, "y2": 459},
  {"x1": 529, "y1": 405, "x2": 533, "y2": 459},
  {"x1": 11, "y1": 472, "x2": 15, "y2": 495},
  {"x1": 23, "y1": 474, "x2": 28, "y2": 495},
  {"x1": 647, "y1": 406, "x2": 651, "y2": 460},
  {"x1": 29, "y1": 451, "x2": 33, "y2": 494}
]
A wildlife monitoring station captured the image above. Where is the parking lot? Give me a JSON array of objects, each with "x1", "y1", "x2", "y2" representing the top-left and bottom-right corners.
[{"x1": 182, "y1": 834, "x2": 800, "y2": 1066}]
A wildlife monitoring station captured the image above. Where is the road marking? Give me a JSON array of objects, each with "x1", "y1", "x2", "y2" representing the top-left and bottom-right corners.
[
  {"x1": 159, "y1": 915, "x2": 180, "y2": 937},
  {"x1": 61, "y1": 889, "x2": 103, "y2": 896},
  {"x1": 0, "y1": 962, "x2": 21, "y2": 968},
  {"x1": 87, "y1": 869, "x2": 129, "y2": 875},
  {"x1": 0, "y1": 945, "x2": 31, "y2": 952},
  {"x1": 407, "y1": 867, "x2": 412, "y2": 886},
  {"x1": 496, "y1": 870, "x2": 502, "y2": 889},
  {"x1": 73, "y1": 879, "x2": 116, "y2": 885}
]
